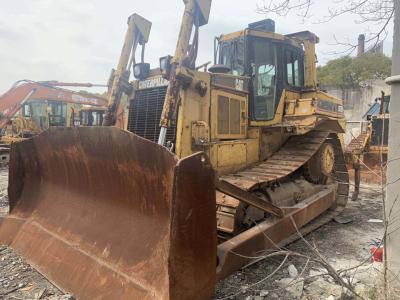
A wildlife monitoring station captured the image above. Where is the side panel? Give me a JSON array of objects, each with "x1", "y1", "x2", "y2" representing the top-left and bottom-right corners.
[
  {"x1": 175, "y1": 72, "x2": 211, "y2": 159},
  {"x1": 217, "y1": 143, "x2": 247, "y2": 167},
  {"x1": 209, "y1": 139, "x2": 259, "y2": 175}
]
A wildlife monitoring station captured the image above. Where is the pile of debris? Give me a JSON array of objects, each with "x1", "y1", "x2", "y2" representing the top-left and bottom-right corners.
[
  {"x1": 231, "y1": 260, "x2": 384, "y2": 300},
  {"x1": 0, "y1": 245, "x2": 74, "y2": 300}
]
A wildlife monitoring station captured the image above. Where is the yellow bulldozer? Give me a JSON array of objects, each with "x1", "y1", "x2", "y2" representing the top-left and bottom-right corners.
[
  {"x1": 346, "y1": 92, "x2": 390, "y2": 200},
  {"x1": 0, "y1": 1, "x2": 349, "y2": 299}
]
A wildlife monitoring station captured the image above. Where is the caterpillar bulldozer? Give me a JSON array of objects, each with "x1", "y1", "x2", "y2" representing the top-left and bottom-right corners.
[{"x1": 0, "y1": 1, "x2": 349, "y2": 299}]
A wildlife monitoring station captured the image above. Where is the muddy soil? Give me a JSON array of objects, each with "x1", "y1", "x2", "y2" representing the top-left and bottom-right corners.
[{"x1": 0, "y1": 167, "x2": 385, "y2": 299}]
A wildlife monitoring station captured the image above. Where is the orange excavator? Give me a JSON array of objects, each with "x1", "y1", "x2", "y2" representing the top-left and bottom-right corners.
[
  {"x1": 0, "y1": 80, "x2": 108, "y2": 163},
  {"x1": 0, "y1": 80, "x2": 107, "y2": 132},
  {"x1": 0, "y1": 2, "x2": 350, "y2": 299}
]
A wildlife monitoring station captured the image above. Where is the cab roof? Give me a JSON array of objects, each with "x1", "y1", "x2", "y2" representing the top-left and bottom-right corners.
[{"x1": 219, "y1": 28, "x2": 319, "y2": 49}]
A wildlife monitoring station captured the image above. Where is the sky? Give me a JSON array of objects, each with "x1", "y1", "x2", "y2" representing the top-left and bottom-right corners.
[{"x1": 0, "y1": 0, "x2": 394, "y2": 93}]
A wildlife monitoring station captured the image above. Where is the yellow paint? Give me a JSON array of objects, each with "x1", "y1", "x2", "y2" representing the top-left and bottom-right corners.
[
  {"x1": 141, "y1": 26, "x2": 347, "y2": 175},
  {"x1": 210, "y1": 89, "x2": 247, "y2": 140},
  {"x1": 217, "y1": 143, "x2": 247, "y2": 167}
]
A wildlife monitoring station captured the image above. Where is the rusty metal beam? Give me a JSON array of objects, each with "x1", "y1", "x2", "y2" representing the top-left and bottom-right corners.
[
  {"x1": 217, "y1": 179, "x2": 284, "y2": 218},
  {"x1": 216, "y1": 187, "x2": 335, "y2": 280}
]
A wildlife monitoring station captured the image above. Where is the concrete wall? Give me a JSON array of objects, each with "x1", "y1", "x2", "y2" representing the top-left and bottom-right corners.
[{"x1": 322, "y1": 80, "x2": 391, "y2": 144}]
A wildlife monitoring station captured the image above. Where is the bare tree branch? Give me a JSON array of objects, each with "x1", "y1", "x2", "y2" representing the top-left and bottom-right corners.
[{"x1": 257, "y1": 0, "x2": 395, "y2": 55}]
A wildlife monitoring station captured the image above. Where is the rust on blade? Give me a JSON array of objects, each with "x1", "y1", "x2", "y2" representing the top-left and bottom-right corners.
[{"x1": 0, "y1": 127, "x2": 216, "y2": 300}]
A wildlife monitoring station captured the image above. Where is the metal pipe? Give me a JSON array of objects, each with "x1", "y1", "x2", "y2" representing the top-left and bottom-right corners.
[{"x1": 385, "y1": 0, "x2": 400, "y2": 293}]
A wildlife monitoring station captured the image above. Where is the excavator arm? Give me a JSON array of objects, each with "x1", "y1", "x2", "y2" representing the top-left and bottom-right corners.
[{"x1": 103, "y1": 14, "x2": 152, "y2": 126}]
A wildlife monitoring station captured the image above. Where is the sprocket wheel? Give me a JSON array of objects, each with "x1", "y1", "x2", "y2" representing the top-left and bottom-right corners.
[{"x1": 303, "y1": 142, "x2": 335, "y2": 184}]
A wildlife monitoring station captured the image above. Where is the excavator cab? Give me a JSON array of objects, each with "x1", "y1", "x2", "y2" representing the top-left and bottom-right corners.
[{"x1": 79, "y1": 107, "x2": 105, "y2": 126}]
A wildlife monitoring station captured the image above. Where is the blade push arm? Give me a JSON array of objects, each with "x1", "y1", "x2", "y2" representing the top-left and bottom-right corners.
[
  {"x1": 103, "y1": 14, "x2": 152, "y2": 126},
  {"x1": 158, "y1": 0, "x2": 212, "y2": 145}
]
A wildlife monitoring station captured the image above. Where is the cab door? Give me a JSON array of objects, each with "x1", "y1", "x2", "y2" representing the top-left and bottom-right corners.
[
  {"x1": 248, "y1": 37, "x2": 280, "y2": 121},
  {"x1": 48, "y1": 101, "x2": 67, "y2": 127}
]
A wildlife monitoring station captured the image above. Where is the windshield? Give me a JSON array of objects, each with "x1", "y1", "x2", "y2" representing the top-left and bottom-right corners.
[
  {"x1": 219, "y1": 38, "x2": 245, "y2": 76},
  {"x1": 81, "y1": 111, "x2": 104, "y2": 126}
]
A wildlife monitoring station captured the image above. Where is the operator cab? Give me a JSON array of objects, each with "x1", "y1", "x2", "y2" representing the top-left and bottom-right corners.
[{"x1": 212, "y1": 19, "x2": 315, "y2": 122}]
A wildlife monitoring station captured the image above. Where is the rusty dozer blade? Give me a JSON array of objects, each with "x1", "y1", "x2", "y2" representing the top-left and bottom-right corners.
[{"x1": 0, "y1": 127, "x2": 217, "y2": 300}]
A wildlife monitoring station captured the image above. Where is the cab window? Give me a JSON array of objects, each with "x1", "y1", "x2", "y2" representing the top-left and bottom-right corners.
[
  {"x1": 220, "y1": 43, "x2": 231, "y2": 67},
  {"x1": 23, "y1": 104, "x2": 31, "y2": 117},
  {"x1": 285, "y1": 49, "x2": 303, "y2": 87},
  {"x1": 219, "y1": 38, "x2": 245, "y2": 76}
]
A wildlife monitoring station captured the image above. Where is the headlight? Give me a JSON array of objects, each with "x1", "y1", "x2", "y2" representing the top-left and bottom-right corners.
[
  {"x1": 159, "y1": 55, "x2": 172, "y2": 78},
  {"x1": 133, "y1": 63, "x2": 150, "y2": 80}
]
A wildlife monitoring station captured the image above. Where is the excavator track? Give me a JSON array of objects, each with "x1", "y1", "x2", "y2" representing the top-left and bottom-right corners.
[{"x1": 217, "y1": 130, "x2": 349, "y2": 239}]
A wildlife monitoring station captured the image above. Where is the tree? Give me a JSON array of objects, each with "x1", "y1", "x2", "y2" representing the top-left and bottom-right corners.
[
  {"x1": 257, "y1": 0, "x2": 395, "y2": 53},
  {"x1": 317, "y1": 53, "x2": 392, "y2": 86}
]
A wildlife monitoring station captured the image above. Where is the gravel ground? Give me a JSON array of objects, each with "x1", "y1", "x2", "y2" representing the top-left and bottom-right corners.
[
  {"x1": 0, "y1": 167, "x2": 385, "y2": 299},
  {"x1": 0, "y1": 246, "x2": 73, "y2": 300}
]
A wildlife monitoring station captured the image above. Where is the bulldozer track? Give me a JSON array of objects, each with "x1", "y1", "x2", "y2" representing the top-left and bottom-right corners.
[
  {"x1": 277, "y1": 133, "x2": 350, "y2": 247},
  {"x1": 217, "y1": 130, "x2": 350, "y2": 241},
  {"x1": 221, "y1": 131, "x2": 331, "y2": 190},
  {"x1": 346, "y1": 132, "x2": 368, "y2": 154}
]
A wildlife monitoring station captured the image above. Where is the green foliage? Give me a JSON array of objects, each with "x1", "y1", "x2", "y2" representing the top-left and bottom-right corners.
[{"x1": 317, "y1": 53, "x2": 392, "y2": 87}]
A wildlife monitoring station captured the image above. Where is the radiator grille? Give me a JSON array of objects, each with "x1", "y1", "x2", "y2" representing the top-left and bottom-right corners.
[
  {"x1": 127, "y1": 86, "x2": 176, "y2": 143},
  {"x1": 217, "y1": 95, "x2": 243, "y2": 136}
]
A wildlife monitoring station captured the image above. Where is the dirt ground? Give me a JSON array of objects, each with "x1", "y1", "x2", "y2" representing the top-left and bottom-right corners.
[
  {"x1": 0, "y1": 167, "x2": 385, "y2": 300},
  {"x1": 215, "y1": 183, "x2": 385, "y2": 300},
  {"x1": 0, "y1": 168, "x2": 73, "y2": 300}
]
